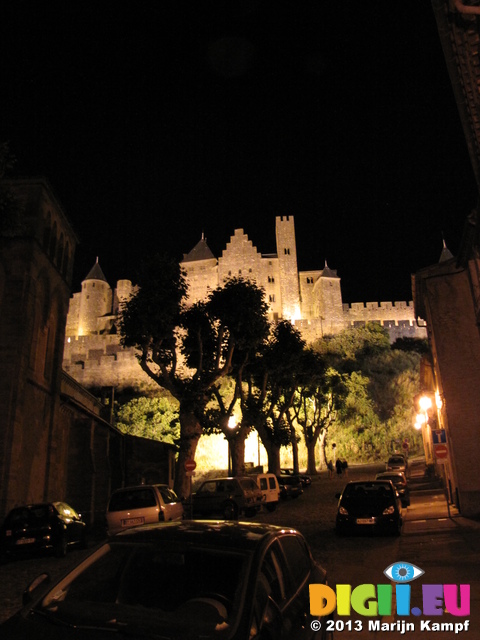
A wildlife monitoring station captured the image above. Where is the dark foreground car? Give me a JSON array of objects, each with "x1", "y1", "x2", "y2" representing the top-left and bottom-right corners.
[
  {"x1": 0, "y1": 521, "x2": 329, "y2": 640},
  {"x1": 336, "y1": 480, "x2": 403, "y2": 536},
  {"x1": 0, "y1": 502, "x2": 87, "y2": 559}
]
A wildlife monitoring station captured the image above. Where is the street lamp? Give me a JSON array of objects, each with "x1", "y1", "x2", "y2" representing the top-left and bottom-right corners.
[
  {"x1": 417, "y1": 394, "x2": 433, "y2": 463},
  {"x1": 227, "y1": 416, "x2": 236, "y2": 476}
]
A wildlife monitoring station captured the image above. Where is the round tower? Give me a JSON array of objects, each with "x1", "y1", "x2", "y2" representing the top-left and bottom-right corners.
[{"x1": 77, "y1": 258, "x2": 112, "y2": 335}]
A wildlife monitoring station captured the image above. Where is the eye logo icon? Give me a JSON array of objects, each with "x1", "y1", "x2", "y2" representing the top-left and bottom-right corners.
[{"x1": 384, "y1": 562, "x2": 424, "y2": 583}]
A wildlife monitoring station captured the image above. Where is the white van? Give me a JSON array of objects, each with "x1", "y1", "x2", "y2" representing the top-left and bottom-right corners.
[{"x1": 253, "y1": 473, "x2": 280, "y2": 512}]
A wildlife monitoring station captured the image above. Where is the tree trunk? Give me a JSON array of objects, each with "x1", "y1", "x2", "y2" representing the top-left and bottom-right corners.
[
  {"x1": 174, "y1": 408, "x2": 203, "y2": 499},
  {"x1": 306, "y1": 440, "x2": 317, "y2": 475},
  {"x1": 291, "y1": 425, "x2": 299, "y2": 473},
  {"x1": 230, "y1": 426, "x2": 249, "y2": 476},
  {"x1": 318, "y1": 430, "x2": 328, "y2": 468}
]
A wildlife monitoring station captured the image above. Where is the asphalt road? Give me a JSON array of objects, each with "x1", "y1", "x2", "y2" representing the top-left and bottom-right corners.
[{"x1": 1, "y1": 459, "x2": 478, "y2": 638}]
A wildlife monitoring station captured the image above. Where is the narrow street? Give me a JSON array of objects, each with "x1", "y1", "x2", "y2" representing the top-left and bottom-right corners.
[{"x1": 0, "y1": 458, "x2": 478, "y2": 639}]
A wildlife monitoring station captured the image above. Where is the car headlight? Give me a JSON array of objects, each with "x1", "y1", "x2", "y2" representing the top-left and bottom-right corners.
[{"x1": 382, "y1": 505, "x2": 395, "y2": 515}]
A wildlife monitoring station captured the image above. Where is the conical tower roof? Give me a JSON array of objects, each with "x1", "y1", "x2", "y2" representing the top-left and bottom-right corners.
[
  {"x1": 439, "y1": 239, "x2": 454, "y2": 263},
  {"x1": 321, "y1": 261, "x2": 338, "y2": 278},
  {"x1": 84, "y1": 257, "x2": 108, "y2": 282},
  {"x1": 182, "y1": 234, "x2": 216, "y2": 263}
]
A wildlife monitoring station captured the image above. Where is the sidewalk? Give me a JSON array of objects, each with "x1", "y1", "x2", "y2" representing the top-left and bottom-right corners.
[{"x1": 403, "y1": 458, "x2": 480, "y2": 534}]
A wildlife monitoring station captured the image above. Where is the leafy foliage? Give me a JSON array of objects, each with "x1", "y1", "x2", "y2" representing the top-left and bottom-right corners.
[{"x1": 115, "y1": 396, "x2": 180, "y2": 444}]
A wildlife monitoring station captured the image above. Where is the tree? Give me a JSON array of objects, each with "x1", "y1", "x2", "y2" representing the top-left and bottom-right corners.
[
  {"x1": 290, "y1": 350, "x2": 348, "y2": 473},
  {"x1": 241, "y1": 321, "x2": 306, "y2": 474},
  {"x1": 115, "y1": 396, "x2": 180, "y2": 444},
  {"x1": 184, "y1": 278, "x2": 270, "y2": 477},
  {"x1": 120, "y1": 261, "x2": 269, "y2": 497},
  {"x1": 313, "y1": 324, "x2": 422, "y2": 462}
]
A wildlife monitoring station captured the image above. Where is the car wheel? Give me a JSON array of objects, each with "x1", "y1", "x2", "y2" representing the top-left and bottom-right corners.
[
  {"x1": 54, "y1": 535, "x2": 67, "y2": 558},
  {"x1": 265, "y1": 503, "x2": 277, "y2": 512},
  {"x1": 245, "y1": 507, "x2": 258, "y2": 517},
  {"x1": 223, "y1": 501, "x2": 238, "y2": 520}
]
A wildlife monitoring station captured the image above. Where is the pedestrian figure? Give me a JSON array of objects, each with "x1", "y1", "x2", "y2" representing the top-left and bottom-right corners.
[
  {"x1": 336, "y1": 459, "x2": 343, "y2": 476},
  {"x1": 342, "y1": 459, "x2": 349, "y2": 477},
  {"x1": 327, "y1": 460, "x2": 334, "y2": 479}
]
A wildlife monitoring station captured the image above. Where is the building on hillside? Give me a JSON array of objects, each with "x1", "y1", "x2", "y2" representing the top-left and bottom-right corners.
[{"x1": 63, "y1": 216, "x2": 426, "y2": 392}]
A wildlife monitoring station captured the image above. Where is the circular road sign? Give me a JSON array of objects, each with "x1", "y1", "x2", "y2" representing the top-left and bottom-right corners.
[
  {"x1": 434, "y1": 444, "x2": 448, "y2": 459},
  {"x1": 185, "y1": 459, "x2": 197, "y2": 472}
]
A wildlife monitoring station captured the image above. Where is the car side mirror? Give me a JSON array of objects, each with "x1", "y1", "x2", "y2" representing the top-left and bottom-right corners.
[{"x1": 23, "y1": 573, "x2": 51, "y2": 606}]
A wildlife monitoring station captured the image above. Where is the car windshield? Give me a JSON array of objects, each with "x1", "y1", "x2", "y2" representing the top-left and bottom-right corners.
[{"x1": 36, "y1": 541, "x2": 248, "y2": 638}]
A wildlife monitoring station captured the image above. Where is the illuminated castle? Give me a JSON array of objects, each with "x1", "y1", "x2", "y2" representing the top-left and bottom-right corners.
[{"x1": 63, "y1": 216, "x2": 426, "y2": 390}]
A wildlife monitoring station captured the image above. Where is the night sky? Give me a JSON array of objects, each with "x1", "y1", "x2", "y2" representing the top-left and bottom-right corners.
[{"x1": 1, "y1": 0, "x2": 477, "y2": 302}]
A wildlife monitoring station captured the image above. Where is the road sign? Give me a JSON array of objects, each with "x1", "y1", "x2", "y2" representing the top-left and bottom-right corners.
[
  {"x1": 185, "y1": 459, "x2": 196, "y2": 472},
  {"x1": 432, "y1": 429, "x2": 447, "y2": 445},
  {"x1": 434, "y1": 443, "x2": 448, "y2": 460}
]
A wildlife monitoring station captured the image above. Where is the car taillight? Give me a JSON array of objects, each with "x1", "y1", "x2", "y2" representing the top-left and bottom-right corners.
[
  {"x1": 339, "y1": 506, "x2": 348, "y2": 515},
  {"x1": 383, "y1": 505, "x2": 395, "y2": 515}
]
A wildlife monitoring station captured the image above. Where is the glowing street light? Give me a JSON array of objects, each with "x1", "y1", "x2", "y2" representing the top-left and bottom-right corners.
[{"x1": 227, "y1": 416, "x2": 237, "y2": 475}]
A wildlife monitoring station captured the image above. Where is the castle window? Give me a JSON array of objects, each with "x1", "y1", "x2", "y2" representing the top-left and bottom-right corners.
[
  {"x1": 249, "y1": 268, "x2": 252, "y2": 273},
  {"x1": 238, "y1": 269, "x2": 242, "y2": 274},
  {"x1": 268, "y1": 276, "x2": 275, "y2": 283},
  {"x1": 269, "y1": 294, "x2": 275, "y2": 303},
  {"x1": 284, "y1": 248, "x2": 290, "y2": 255},
  {"x1": 306, "y1": 277, "x2": 313, "y2": 284},
  {"x1": 228, "y1": 271, "x2": 231, "y2": 276}
]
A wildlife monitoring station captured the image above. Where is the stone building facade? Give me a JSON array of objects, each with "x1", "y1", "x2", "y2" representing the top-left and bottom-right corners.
[
  {"x1": 63, "y1": 215, "x2": 426, "y2": 392},
  {"x1": 0, "y1": 178, "x2": 175, "y2": 525}
]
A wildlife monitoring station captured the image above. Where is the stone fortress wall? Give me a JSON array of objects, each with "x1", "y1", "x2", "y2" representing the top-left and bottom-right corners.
[{"x1": 63, "y1": 216, "x2": 427, "y2": 392}]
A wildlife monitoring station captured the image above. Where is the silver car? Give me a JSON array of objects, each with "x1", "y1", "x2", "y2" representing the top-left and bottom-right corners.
[{"x1": 106, "y1": 484, "x2": 184, "y2": 535}]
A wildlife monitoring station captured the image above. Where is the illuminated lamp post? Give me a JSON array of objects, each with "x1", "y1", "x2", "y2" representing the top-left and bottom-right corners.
[
  {"x1": 227, "y1": 416, "x2": 236, "y2": 476},
  {"x1": 417, "y1": 395, "x2": 433, "y2": 464}
]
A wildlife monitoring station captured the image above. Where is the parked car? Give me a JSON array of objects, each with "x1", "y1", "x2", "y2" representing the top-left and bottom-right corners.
[
  {"x1": 252, "y1": 473, "x2": 281, "y2": 511},
  {"x1": 190, "y1": 477, "x2": 264, "y2": 519},
  {"x1": 376, "y1": 471, "x2": 410, "y2": 507},
  {"x1": 335, "y1": 480, "x2": 403, "y2": 536},
  {"x1": 281, "y1": 468, "x2": 312, "y2": 487},
  {"x1": 386, "y1": 454, "x2": 407, "y2": 473},
  {"x1": 0, "y1": 502, "x2": 87, "y2": 559},
  {"x1": 0, "y1": 521, "x2": 329, "y2": 640},
  {"x1": 277, "y1": 474, "x2": 304, "y2": 500},
  {"x1": 106, "y1": 484, "x2": 184, "y2": 535}
]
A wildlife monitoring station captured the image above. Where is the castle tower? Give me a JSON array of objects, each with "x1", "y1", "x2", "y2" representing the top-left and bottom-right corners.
[
  {"x1": 275, "y1": 215, "x2": 300, "y2": 320},
  {"x1": 313, "y1": 262, "x2": 345, "y2": 335},
  {"x1": 77, "y1": 258, "x2": 112, "y2": 335}
]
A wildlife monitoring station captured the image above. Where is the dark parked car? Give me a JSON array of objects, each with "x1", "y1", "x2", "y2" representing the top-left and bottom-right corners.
[
  {"x1": 0, "y1": 521, "x2": 330, "y2": 639},
  {"x1": 386, "y1": 454, "x2": 407, "y2": 473},
  {"x1": 0, "y1": 502, "x2": 87, "y2": 559},
  {"x1": 190, "y1": 477, "x2": 264, "y2": 519},
  {"x1": 280, "y1": 468, "x2": 312, "y2": 487},
  {"x1": 335, "y1": 480, "x2": 403, "y2": 536},
  {"x1": 277, "y1": 474, "x2": 304, "y2": 499},
  {"x1": 376, "y1": 471, "x2": 410, "y2": 507}
]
